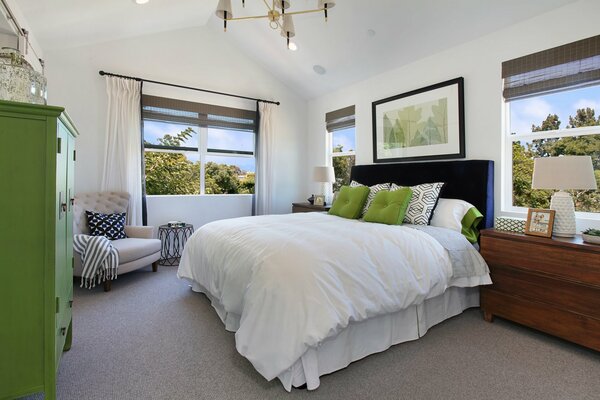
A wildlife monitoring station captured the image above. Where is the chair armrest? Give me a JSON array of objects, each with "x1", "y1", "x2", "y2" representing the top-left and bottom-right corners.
[{"x1": 125, "y1": 225, "x2": 155, "y2": 239}]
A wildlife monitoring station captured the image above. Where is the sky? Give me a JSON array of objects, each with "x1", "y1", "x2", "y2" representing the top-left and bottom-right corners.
[
  {"x1": 144, "y1": 120, "x2": 256, "y2": 172},
  {"x1": 510, "y1": 85, "x2": 600, "y2": 134},
  {"x1": 332, "y1": 126, "x2": 356, "y2": 152}
]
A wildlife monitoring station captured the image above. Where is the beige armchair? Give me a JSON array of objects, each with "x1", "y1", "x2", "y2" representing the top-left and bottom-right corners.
[{"x1": 73, "y1": 191, "x2": 161, "y2": 291}]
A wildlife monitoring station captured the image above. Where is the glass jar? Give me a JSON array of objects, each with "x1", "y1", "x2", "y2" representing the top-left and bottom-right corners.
[{"x1": 0, "y1": 47, "x2": 47, "y2": 105}]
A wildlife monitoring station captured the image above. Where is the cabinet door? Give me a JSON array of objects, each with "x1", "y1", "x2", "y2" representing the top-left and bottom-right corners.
[
  {"x1": 54, "y1": 123, "x2": 68, "y2": 366},
  {"x1": 0, "y1": 113, "x2": 47, "y2": 398}
]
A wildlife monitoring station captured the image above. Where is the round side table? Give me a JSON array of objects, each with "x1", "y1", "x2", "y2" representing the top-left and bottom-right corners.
[{"x1": 158, "y1": 224, "x2": 194, "y2": 266}]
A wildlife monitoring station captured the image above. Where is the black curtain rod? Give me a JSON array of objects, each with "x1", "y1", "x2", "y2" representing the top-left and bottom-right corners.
[{"x1": 98, "y1": 70, "x2": 280, "y2": 106}]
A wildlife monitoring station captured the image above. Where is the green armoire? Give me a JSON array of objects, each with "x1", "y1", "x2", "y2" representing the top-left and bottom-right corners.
[{"x1": 0, "y1": 100, "x2": 79, "y2": 400}]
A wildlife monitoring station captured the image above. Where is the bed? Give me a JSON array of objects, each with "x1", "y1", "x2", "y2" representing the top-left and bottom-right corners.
[{"x1": 178, "y1": 159, "x2": 495, "y2": 391}]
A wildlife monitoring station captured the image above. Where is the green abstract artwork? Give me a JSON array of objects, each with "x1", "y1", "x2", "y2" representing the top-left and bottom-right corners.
[{"x1": 382, "y1": 98, "x2": 448, "y2": 149}]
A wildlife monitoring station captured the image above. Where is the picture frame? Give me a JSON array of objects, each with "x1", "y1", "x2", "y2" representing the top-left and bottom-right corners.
[
  {"x1": 314, "y1": 195, "x2": 325, "y2": 206},
  {"x1": 372, "y1": 77, "x2": 465, "y2": 163},
  {"x1": 524, "y1": 208, "x2": 556, "y2": 238}
]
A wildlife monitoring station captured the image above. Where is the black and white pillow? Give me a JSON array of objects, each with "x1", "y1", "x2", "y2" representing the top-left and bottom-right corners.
[
  {"x1": 350, "y1": 181, "x2": 391, "y2": 217},
  {"x1": 85, "y1": 211, "x2": 127, "y2": 240},
  {"x1": 391, "y1": 182, "x2": 444, "y2": 225}
]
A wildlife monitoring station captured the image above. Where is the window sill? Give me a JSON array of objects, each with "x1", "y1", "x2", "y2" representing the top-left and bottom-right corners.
[
  {"x1": 499, "y1": 208, "x2": 600, "y2": 230},
  {"x1": 147, "y1": 194, "x2": 253, "y2": 198}
]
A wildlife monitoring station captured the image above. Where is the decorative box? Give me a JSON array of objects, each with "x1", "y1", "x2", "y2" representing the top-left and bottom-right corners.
[{"x1": 495, "y1": 217, "x2": 526, "y2": 233}]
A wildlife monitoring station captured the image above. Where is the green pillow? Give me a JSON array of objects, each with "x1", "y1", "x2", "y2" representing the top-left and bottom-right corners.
[
  {"x1": 461, "y1": 207, "x2": 483, "y2": 243},
  {"x1": 364, "y1": 188, "x2": 413, "y2": 225},
  {"x1": 328, "y1": 185, "x2": 370, "y2": 219}
]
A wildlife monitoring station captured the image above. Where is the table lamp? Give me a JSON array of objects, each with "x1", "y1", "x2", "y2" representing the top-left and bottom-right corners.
[
  {"x1": 313, "y1": 166, "x2": 335, "y2": 204},
  {"x1": 531, "y1": 156, "x2": 597, "y2": 237}
]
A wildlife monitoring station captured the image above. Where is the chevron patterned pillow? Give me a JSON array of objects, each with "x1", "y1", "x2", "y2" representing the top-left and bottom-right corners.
[
  {"x1": 391, "y1": 182, "x2": 444, "y2": 225},
  {"x1": 350, "y1": 181, "x2": 391, "y2": 217}
]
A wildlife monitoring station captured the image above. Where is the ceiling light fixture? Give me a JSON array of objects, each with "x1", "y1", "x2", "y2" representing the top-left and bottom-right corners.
[
  {"x1": 288, "y1": 42, "x2": 298, "y2": 51},
  {"x1": 134, "y1": 0, "x2": 149, "y2": 4},
  {"x1": 215, "y1": 0, "x2": 336, "y2": 49}
]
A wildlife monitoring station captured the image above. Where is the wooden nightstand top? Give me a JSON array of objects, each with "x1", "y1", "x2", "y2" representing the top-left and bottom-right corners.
[
  {"x1": 292, "y1": 202, "x2": 331, "y2": 213},
  {"x1": 481, "y1": 228, "x2": 600, "y2": 253}
]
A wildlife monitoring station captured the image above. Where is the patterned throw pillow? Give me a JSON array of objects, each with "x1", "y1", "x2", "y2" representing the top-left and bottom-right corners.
[
  {"x1": 391, "y1": 182, "x2": 444, "y2": 225},
  {"x1": 85, "y1": 211, "x2": 127, "y2": 240},
  {"x1": 350, "y1": 181, "x2": 391, "y2": 217}
]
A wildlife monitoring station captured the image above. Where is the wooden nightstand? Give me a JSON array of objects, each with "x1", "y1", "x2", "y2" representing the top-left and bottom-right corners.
[
  {"x1": 480, "y1": 228, "x2": 600, "y2": 351},
  {"x1": 292, "y1": 202, "x2": 331, "y2": 213}
]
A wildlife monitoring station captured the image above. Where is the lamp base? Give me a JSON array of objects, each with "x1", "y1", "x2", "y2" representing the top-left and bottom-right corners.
[{"x1": 550, "y1": 191, "x2": 576, "y2": 238}]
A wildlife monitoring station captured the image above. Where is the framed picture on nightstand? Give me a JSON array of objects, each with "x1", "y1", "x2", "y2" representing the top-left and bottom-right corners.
[
  {"x1": 314, "y1": 195, "x2": 325, "y2": 206},
  {"x1": 524, "y1": 208, "x2": 555, "y2": 238}
]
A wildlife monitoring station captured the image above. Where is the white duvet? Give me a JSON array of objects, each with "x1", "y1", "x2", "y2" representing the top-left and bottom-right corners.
[{"x1": 178, "y1": 212, "x2": 485, "y2": 382}]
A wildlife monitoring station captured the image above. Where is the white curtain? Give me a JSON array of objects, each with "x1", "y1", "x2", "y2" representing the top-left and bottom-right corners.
[
  {"x1": 101, "y1": 77, "x2": 143, "y2": 226},
  {"x1": 255, "y1": 102, "x2": 275, "y2": 215}
]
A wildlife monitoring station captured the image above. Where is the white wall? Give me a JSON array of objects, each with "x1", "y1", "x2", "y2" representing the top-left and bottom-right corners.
[
  {"x1": 306, "y1": 0, "x2": 600, "y2": 231},
  {"x1": 45, "y1": 25, "x2": 308, "y2": 229}
]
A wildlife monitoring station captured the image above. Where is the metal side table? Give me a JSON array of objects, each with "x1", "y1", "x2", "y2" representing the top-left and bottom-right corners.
[{"x1": 158, "y1": 224, "x2": 194, "y2": 266}]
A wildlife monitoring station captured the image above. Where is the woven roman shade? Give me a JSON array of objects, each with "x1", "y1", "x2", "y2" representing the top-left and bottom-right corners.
[
  {"x1": 142, "y1": 95, "x2": 256, "y2": 131},
  {"x1": 502, "y1": 35, "x2": 600, "y2": 101},
  {"x1": 326, "y1": 105, "x2": 355, "y2": 132}
]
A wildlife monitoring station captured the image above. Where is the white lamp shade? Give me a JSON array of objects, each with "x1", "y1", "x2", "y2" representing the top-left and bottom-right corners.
[
  {"x1": 318, "y1": 0, "x2": 336, "y2": 9},
  {"x1": 532, "y1": 156, "x2": 597, "y2": 190},
  {"x1": 313, "y1": 166, "x2": 335, "y2": 183},
  {"x1": 280, "y1": 14, "x2": 296, "y2": 38},
  {"x1": 215, "y1": 0, "x2": 233, "y2": 19}
]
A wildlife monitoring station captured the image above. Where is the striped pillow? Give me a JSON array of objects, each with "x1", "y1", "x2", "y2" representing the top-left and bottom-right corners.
[
  {"x1": 391, "y1": 182, "x2": 444, "y2": 225},
  {"x1": 350, "y1": 181, "x2": 391, "y2": 217}
]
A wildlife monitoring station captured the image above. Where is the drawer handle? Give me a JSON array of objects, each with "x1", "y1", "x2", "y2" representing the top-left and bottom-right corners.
[{"x1": 60, "y1": 327, "x2": 66, "y2": 336}]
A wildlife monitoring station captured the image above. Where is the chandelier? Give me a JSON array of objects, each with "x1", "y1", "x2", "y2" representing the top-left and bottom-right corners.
[{"x1": 215, "y1": 0, "x2": 336, "y2": 48}]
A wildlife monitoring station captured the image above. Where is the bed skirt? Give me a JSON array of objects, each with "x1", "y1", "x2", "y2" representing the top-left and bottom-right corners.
[{"x1": 190, "y1": 282, "x2": 479, "y2": 391}]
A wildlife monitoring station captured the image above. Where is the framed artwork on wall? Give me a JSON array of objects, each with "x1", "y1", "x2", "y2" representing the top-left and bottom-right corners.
[{"x1": 372, "y1": 77, "x2": 465, "y2": 163}]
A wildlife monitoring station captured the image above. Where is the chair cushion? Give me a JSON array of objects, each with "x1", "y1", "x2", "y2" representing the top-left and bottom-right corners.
[{"x1": 112, "y1": 238, "x2": 161, "y2": 264}]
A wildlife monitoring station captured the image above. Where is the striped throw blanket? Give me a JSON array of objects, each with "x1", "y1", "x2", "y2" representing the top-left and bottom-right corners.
[{"x1": 73, "y1": 234, "x2": 119, "y2": 289}]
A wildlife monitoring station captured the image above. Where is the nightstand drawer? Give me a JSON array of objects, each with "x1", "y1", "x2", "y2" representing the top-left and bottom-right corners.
[
  {"x1": 481, "y1": 289, "x2": 600, "y2": 352},
  {"x1": 481, "y1": 235, "x2": 600, "y2": 286},
  {"x1": 486, "y1": 266, "x2": 600, "y2": 317}
]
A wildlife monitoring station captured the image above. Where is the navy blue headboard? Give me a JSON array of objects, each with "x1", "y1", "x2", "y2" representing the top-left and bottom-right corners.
[{"x1": 350, "y1": 160, "x2": 494, "y2": 229}]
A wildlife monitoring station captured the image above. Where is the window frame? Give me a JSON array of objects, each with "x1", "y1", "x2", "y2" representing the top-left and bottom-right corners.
[
  {"x1": 142, "y1": 121, "x2": 256, "y2": 196},
  {"x1": 327, "y1": 125, "x2": 357, "y2": 193},
  {"x1": 502, "y1": 100, "x2": 600, "y2": 220}
]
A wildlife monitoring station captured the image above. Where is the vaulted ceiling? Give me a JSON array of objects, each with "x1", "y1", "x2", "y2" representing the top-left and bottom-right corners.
[{"x1": 16, "y1": 0, "x2": 579, "y2": 99}]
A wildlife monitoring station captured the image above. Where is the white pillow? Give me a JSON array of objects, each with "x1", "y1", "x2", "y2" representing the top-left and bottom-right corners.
[{"x1": 430, "y1": 198, "x2": 475, "y2": 232}]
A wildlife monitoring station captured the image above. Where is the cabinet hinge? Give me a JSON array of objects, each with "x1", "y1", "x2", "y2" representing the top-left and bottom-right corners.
[
  {"x1": 55, "y1": 297, "x2": 59, "y2": 313},
  {"x1": 57, "y1": 137, "x2": 62, "y2": 154}
]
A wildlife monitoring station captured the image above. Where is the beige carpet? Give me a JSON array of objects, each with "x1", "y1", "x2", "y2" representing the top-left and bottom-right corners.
[{"x1": 24, "y1": 266, "x2": 600, "y2": 400}]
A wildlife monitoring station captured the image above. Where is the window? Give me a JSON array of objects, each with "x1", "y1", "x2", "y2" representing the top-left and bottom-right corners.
[
  {"x1": 326, "y1": 105, "x2": 356, "y2": 192},
  {"x1": 503, "y1": 35, "x2": 600, "y2": 215},
  {"x1": 142, "y1": 95, "x2": 256, "y2": 195}
]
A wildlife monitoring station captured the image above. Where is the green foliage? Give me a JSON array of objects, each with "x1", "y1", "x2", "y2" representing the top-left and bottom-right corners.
[
  {"x1": 332, "y1": 145, "x2": 355, "y2": 192},
  {"x1": 583, "y1": 228, "x2": 600, "y2": 236},
  {"x1": 144, "y1": 127, "x2": 254, "y2": 195},
  {"x1": 204, "y1": 162, "x2": 254, "y2": 194},
  {"x1": 512, "y1": 109, "x2": 600, "y2": 212}
]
